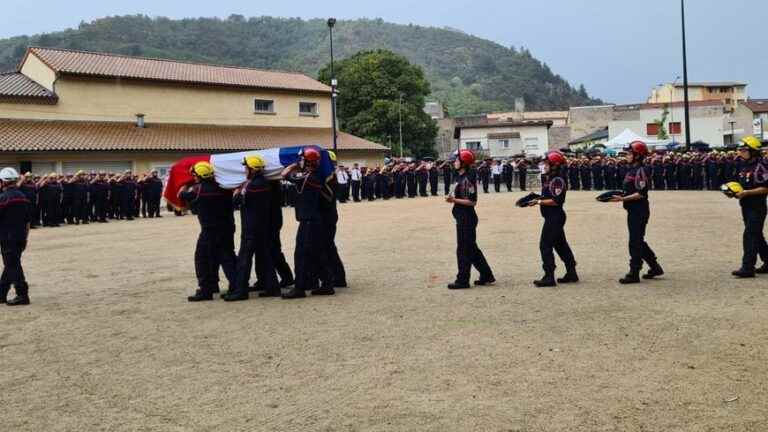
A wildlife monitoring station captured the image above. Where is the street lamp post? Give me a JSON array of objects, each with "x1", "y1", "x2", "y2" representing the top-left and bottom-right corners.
[
  {"x1": 327, "y1": 18, "x2": 338, "y2": 152},
  {"x1": 681, "y1": 0, "x2": 692, "y2": 150},
  {"x1": 398, "y1": 94, "x2": 404, "y2": 158}
]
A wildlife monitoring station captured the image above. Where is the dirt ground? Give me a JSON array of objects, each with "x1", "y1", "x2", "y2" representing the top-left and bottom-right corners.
[{"x1": 1, "y1": 190, "x2": 767, "y2": 432}]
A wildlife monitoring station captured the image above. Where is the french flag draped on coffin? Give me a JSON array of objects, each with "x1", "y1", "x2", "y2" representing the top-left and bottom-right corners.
[{"x1": 163, "y1": 145, "x2": 334, "y2": 209}]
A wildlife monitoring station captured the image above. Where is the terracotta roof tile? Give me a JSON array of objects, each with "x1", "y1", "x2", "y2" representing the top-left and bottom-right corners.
[
  {"x1": 27, "y1": 47, "x2": 332, "y2": 94},
  {"x1": 0, "y1": 119, "x2": 388, "y2": 152},
  {"x1": 740, "y1": 99, "x2": 768, "y2": 114},
  {"x1": 0, "y1": 72, "x2": 57, "y2": 102}
]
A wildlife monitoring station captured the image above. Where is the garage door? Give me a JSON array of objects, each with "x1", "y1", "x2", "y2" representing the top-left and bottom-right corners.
[{"x1": 62, "y1": 161, "x2": 132, "y2": 175}]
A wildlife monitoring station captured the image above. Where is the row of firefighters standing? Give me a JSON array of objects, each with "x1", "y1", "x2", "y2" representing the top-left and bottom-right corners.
[
  {"x1": 178, "y1": 147, "x2": 346, "y2": 301},
  {"x1": 448, "y1": 136, "x2": 768, "y2": 290}
]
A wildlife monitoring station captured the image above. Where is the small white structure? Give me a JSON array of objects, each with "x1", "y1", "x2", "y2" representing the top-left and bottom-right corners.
[{"x1": 454, "y1": 118, "x2": 553, "y2": 158}]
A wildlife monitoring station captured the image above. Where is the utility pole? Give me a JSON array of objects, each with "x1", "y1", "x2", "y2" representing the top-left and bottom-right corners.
[
  {"x1": 681, "y1": 0, "x2": 691, "y2": 150},
  {"x1": 327, "y1": 18, "x2": 338, "y2": 152},
  {"x1": 398, "y1": 94, "x2": 404, "y2": 158}
]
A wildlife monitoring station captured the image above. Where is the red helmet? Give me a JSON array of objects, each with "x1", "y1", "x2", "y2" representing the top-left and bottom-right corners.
[
  {"x1": 302, "y1": 147, "x2": 321, "y2": 163},
  {"x1": 457, "y1": 149, "x2": 475, "y2": 166},
  {"x1": 626, "y1": 140, "x2": 649, "y2": 156},
  {"x1": 545, "y1": 150, "x2": 566, "y2": 166}
]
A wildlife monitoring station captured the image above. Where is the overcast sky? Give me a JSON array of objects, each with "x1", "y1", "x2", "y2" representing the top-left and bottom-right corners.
[{"x1": 3, "y1": 0, "x2": 765, "y2": 103}]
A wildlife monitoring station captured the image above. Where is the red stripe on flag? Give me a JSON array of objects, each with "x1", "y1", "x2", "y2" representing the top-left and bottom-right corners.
[{"x1": 163, "y1": 155, "x2": 212, "y2": 209}]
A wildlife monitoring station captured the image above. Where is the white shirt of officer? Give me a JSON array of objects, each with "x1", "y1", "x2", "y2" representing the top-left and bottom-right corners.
[
  {"x1": 350, "y1": 167, "x2": 362, "y2": 181},
  {"x1": 491, "y1": 164, "x2": 502, "y2": 176},
  {"x1": 336, "y1": 167, "x2": 349, "y2": 184}
]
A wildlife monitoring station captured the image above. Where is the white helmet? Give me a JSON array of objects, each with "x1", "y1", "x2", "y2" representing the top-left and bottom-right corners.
[{"x1": 0, "y1": 167, "x2": 19, "y2": 182}]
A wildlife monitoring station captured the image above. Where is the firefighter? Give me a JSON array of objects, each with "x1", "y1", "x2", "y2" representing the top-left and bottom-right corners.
[
  {"x1": 0, "y1": 168, "x2": 32, "y2": 306},
  {"x1": 609, "y1": 141, "x2": 664, "y2": 284},
  {"x1": 227, "y1": 155, "x2": 278, "y2": 301},
  {"x1": 179, "y1": 162, "x2": 237, "y2": 302},
  {"x1": 323, "y1": 151, "x2": 347, "y2": 288},
  {"x1": 527, "y1": 151, "x2": 578, "y2": 287},
  {"x1": 281, "y1": 147, "x2": 334, "y2": 298},
  {"x1": 447, "y1": 149, "x2": 495, "y2": 289},
  {"x1": 730, "y1": 136, "x2": 768, "y2": 277}
]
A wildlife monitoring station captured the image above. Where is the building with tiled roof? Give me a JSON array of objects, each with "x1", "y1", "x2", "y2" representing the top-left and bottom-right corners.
[{"x1": 0, "y1": 47, "x2": 387, "y2": 175}]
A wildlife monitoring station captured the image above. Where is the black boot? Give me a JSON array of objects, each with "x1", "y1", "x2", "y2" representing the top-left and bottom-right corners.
[
  {"x1": 222, "y1": 289, "x2": 249, "y2": 302},
  {"x1": 7, "y1": 283, "x2": 30, "y2": 306},
  {"x1": 0, "y1": 285, "x2": 8, "y2": 304},
  {"x1": 447, "y1": 281, "x2": 471, "y2": 289},
  {"x1": 533, "y1": 273, "x2": 556, "y2": 287},
  {"x1": 474, "y1": 275, "x2": 496, "y2": 286},
  {"x1": 334, "y1": 279, "x2": 348, "y2": 288},
  {"x1": 311, "y1": 286, "x2": 336, "y2": 296},
  {"x1": 281, "y1": 287, "x2": 306, "y2": 299},
  {"x1": 756, "y1": 263, "x2": 768, "y2": 274},
  {"x1": 258, "y1": 289, "x2": 281, "y2": 298},
  {"x1": 557, "y1": 268, "x2": 579, "y2": 284},
  {"x1": 187, "y1": 290, "x2": 213, "y2": 302},
  {"x1": 643, "y1": 262, "x2": 664, "y2": 279},
  {"x1": 619, "y1": 271, "x2": 641, "y2": 284},
  {"x1": 249, "y1": 282, "x2": 264, "y2": 292},
  {"x1": 279, "y1": 276, "x2": 295, "y2": 288},
  {"x1": 732, "y1": 268, "x2": 756, "y2": 278}
]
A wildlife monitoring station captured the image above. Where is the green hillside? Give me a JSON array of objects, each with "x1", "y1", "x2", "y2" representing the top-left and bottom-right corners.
[{"x1": 0, "y1": 15, "x2": 602, "y2": 115}]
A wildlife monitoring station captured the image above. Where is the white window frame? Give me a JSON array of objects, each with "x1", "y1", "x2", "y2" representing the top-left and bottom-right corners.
[{"x1": 299, "y1": 102, "x2": 319, "y2": 117}]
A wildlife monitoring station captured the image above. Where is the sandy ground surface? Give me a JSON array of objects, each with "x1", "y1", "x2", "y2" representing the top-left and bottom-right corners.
[{"x1": 1, "y1": 190, "x2": 767, "y2": 432}]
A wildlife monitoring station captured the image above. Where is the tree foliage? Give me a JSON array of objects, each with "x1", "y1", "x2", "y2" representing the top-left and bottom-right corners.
[
  {"x1": 318, "y1": 50, "x2": 437, "y2": 157},
  {"x1": 0, "y1": 15, "x2": 604, "y2": 117}
]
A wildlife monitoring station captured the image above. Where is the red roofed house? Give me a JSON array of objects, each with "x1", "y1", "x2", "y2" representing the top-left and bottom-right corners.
[{"x1": 0, "y1": 47, "x2": 388, "y2": 175}]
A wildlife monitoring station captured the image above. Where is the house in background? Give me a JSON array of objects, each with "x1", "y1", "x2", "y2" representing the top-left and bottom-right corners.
[
  {"x1": 453, "y1": 116, "x2": 552, "y2": 158},
  {"x1": 733, "y1": 99, "x2": 768, "y2": 143},
  {"x1": 0, "y1": 47, "x2": 388, "y2": 175},
  {"x1": 648, "y1": 81, "x2": 747, "y2": 111}
]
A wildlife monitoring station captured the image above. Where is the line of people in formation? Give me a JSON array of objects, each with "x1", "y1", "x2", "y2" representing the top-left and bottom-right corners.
[
  {"x1": 448, "y1": 136, "x2": 768, "y2": 290},
  {"x1": 15, "y1": 170, "x2": 165, "y2": 228},
  {"x1": 177, "y1": 147, "x2": 346, "y2": 302}
]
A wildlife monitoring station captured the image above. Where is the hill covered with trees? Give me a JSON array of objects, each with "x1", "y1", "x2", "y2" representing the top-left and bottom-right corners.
[{"x1": 0, "y1": 15, "x2": 602, "y2": 115}]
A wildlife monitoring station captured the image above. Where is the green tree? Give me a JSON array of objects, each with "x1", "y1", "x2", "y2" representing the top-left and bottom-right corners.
[{"x1": 318, "y1": 49, "x2": 438, "y2": 157}]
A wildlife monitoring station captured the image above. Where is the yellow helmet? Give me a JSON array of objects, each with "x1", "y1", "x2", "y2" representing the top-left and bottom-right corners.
[
  {"x1": 191, "y1": 161, "x2": 214, "y2": 179},
  {"x1": 739, "y1": 135, "x2": 762, "y2": 151},
  {"x1": 721, "y1": 181, "x2": 743, "y2": 198},
  {"x1": 243, "y1": 155, "x2": 266, "y2": 170},
  {"x1": 327, "y1": 151, "x2": 337, "y2": 162}
]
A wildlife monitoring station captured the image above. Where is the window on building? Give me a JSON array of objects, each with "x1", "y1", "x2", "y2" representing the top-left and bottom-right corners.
[
  {"x1": 646, "y1": 123, "x2": 660, "y2": 136},
  {"x1": 465, "y1": 141, "x2": 482, "y2": 151},
  {"x1": 669, "y1": 122, "x2": 681, "y2": 134},
  {"x1": 299, "y1": 102, "x2": 318, "y2": 115},
  {"x1": 254, "y1": 99, "x2": 274, "y2": 113},
  {"x1": 498, "y1": 139, "x2": 510, "y2": 148}
]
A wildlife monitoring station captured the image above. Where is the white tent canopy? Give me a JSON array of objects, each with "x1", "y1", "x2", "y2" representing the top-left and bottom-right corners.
[{"x1": 605, "y1": 129, "x2": 669, "y2": 150}]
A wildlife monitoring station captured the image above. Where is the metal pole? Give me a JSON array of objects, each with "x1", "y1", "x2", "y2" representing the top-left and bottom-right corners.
[
  {"x1": 399, "y1": 94, "x2": 404, "y2": 158},
  {"x1": 681, "y1": 0, "x2": 691, "y2": 149},
  {"x1": 328, "y1": 18, "x2": 338, "y2": 152}
]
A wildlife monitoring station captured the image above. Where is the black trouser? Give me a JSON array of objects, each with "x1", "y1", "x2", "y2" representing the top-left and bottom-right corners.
[
  {"x1": 518, "y1": 171, "x2": 527, "y2": 191},
  {"x1": 540, "y1": 215, "x2": 576, "y2": 274},
  {"x1": 336, "y1": 183, "x2": 348, "y2": 203},
  {"x1": 294, "y1": 221, "x2": 331, "y2": 291},
  {"x1": 594, "y1": 177, "x2": 604, "y2": 191},
  {"x1": 504, "y1": 176, "x2": 512, "y2": 192},
  {"x1": 0, "y1": 239, "x2": 28, "y2": 299},
  {"x1": 149, "y1": 197, "x2": 161, "y2": 217},
  {"x1": 93, "y1": 196, "x2": 107, "y2": 221},
  {"x1": 270, "y1": 228, "x2": 293, "y2": 283},
  {"x1": 493, "y1": 175, "x2": 501, "y2": 192},
  {"x1": 481, "y1": 176, "x2": 489, "y2": 193},
  {"x1": 121, "y1": 196, "x2": 134, "y2": 219},
  {"x1": 627, "y1": 209, "x2": 657, "y2": 272},
  {"x1": 454, "y1": 211, "x2": 493, "y2": 284},
  {"x1": 194, "y1": 229, "x2": 237, "y2": 295},
  {"x1": 430, "y1": 177, "x2": 438, "y2": 196},
  {"x1": 351, "y1": 181, "x2": 361, "y2": 202},
  {"x1": 740, "y1": 204, "x2": 768, "y2": 271},
  {"x1": 443, "y1": 175, "x2": 452, "y2": 195},
  {"x1": 323, "y1": 215, "x2": 346, "y2": 285},
  {"x1": 236, "y1": 235, "x2": 278, "y2": 295},
  {"x1": 73, "y1": 199, "x2": 89, "y2": 223},
  {"x1": 418, "y1": 179, "x2": 428, "y2": 197}
]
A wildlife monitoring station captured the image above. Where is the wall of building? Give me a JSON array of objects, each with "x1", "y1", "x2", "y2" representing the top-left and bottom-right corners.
[
  {"x1": 19, "y1": 54, "x2": 56, "y2": 91},
  {"x1": 548, "y1": 126, "x2": 571, "y2": 151},
  {"x1": 459, "y1": 125, "x2": 550, "y2": 157},
  {"x1": 0, "y1": 76, "x2": 332, "y2": 128},
  {"x1": 434, "y1": 118, "x2": 457, "y2": 159},
  {"x1": 609, "y1": 104, "x2": 728, "y2": 146},
  {"x1": 335, "y1": 149, "x2": 386, "y2": 168},
  {"x1": 568, "y1": 105, "x2": 615, "y2": 141}
]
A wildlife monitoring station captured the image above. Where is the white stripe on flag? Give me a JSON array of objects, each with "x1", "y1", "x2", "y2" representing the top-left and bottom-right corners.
[{"x1": 211, "y1": 149, "x2": 284, "y2": 189}]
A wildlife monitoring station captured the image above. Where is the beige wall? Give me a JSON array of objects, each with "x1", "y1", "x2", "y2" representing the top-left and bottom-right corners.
[
  {"x1": 20, "y1": 53, "x2": 56, "y2": 91},
  {"x1": 1, "y1": 76, "x2": 332, "y2": 128},
  {"x1": 459, "y1": 125, "x2": 550, "y2": 157},
  {"x1": 336, "y1": 150, "x2": 387, "y2": 168}
]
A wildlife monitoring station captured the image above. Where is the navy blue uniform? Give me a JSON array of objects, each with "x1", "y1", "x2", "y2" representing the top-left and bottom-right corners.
[
  {"x1": 234, "y1": 174, "x2": 277, "y2": 297},
  {"x1": 622, "y1": 164, "x2": 658, "y2": 273},
  {"x1": 539, "y1": 173, "x2": 576, "y2": 275},
  {"x1": 737, "y1": 158, "x2": 768, "y2": 271},
  {"x1": 452, "y1": 172, "x2": 493, "y2": 285},
  {"x1": 321, "y1": 177, "x2": 346, "y2": 287},
  {"x1": 285, "y1": 169, "x2": 326, "y2": 294},
  {"x1": 180, "y1": 180, "x2": 237, "y2": 296},
  {"x1": 0, "y1": 187, "x2": 32, "y2": 302}
]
